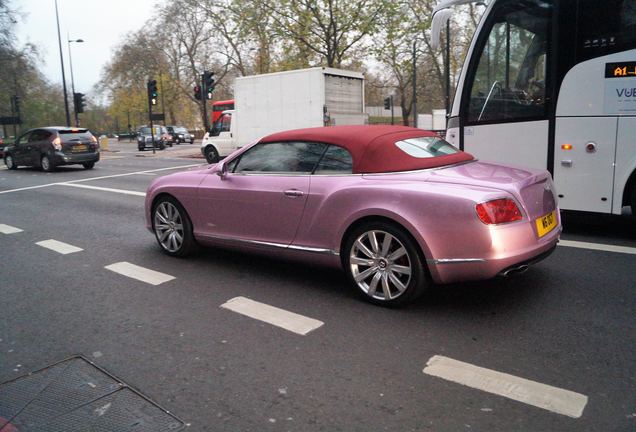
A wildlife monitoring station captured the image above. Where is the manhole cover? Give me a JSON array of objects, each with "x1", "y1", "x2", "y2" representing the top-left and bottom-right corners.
[{"x1": 0, "y1": 356, "x2": 185, "y2": 431}]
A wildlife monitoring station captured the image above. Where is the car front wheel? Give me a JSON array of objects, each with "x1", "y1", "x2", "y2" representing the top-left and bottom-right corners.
[
  {"x1": 5, "y1": 154, "x2": 17, "y2": 170},
  {"x1": 343, "y1": 222, "x2": 429, "y2": 306},
  {"x1": 83, "y1": 162, "x2": 95, "y2": 169},
  {"x1": 152, "y1": 196, "x2": 197, "y2": 257},
  {"x1": 205, "y1": 145, "x2": 219, "y2": 164}
]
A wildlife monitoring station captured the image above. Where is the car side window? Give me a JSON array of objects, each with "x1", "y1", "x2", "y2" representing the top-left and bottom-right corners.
[
  {"x1": 233, "y1": 142, "x2": 327, "y2": 174},
  {"x1": 15, "y1": 131, "x2": 31, "y2": 145},
  {"x1": 314, "y1": 145, "x2": 353, "y2": 174},
  {"x1": 28, "y1": 130, "x2": 44, "y2": 142}
]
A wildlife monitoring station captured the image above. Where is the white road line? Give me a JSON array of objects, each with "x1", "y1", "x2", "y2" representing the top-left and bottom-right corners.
[
  {"x1": 105, "y1": 261, "x2": 175, "y2": 286},
  {"x1": 559, "y1": 239, "x2": 636, "y2": 255},
  {"x1": 0, "y1": 224, "x2": 23, "y2": 234},
  {"x1": 220, "y1": 296, "x2": 324, "y2": 336},
  {"x1": 58, "y1": 183, "x2": 146, "y2": 197},
  {"x1": 0, "y1": 163, "x2": 202, "y2": 195},
  {"x1": 423, "y1": 355, "x2": 588, "y2": 418},
  {"x1": 36, "y1": 239, "x2": 83, "y2": 255}
]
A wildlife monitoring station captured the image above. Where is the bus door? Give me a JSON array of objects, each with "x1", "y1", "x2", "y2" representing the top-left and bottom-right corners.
[{"x1": 457, "y1": 0, "x2": 554, "y2": 172}]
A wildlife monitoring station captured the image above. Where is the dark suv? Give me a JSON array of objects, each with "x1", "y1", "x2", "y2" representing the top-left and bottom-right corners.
[
  {"x1": 137, "y1": 126, "x2": 172, "y2": 150},
  {"x1": 166, "y1": 126, "x2": 194, "y2": 144},
  {"x1": 4, "y1": 127, "x2": 100, "y2": 171}
]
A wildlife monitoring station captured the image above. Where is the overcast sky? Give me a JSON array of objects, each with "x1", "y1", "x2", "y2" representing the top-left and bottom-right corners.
[{"x1": 15, "y1": 0, "x2": 159, "y2": 94}]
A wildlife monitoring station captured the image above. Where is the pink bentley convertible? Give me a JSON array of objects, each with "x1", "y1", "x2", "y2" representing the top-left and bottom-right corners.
[{"x1": 145, "y1": 125, "x2": 561, "y2": 306}]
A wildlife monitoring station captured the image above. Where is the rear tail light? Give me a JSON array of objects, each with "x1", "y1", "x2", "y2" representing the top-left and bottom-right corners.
[
  {"x1": 476, "y1": 198, "x2": 523, "y2": 225},
  {"x1": 52, "y1": 137, "x2": 62, "y2": 150}
]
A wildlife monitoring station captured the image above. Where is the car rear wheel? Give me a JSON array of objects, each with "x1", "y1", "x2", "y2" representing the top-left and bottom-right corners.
[
  {"x1": 83, "y1": 162, "x2": 95, "y2": 169},
  {"x1": 205, "y1": 145, "x2": 219, "y2": 164},
  {"x1": 152, "y1": 196, "x2": 197, "y2": 257},
  {"x1": 5, "y1": 154, "x2": 17, "y2": 170},
  {"x1": 343, "y1": 222, "x2": 429, "y2": 306},
  {"x1": 41, "y1": 155, "x2": 55, "y2": 172}
]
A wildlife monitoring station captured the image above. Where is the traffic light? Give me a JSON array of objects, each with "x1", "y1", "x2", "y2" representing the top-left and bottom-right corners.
[
  {"x1": 194, "y1": 85, "x2": 201, "y2": 101},
  {"x1": 73, "y1": 92, "x2": 86, "y2": 113},
  {"x1": 203, "y1": 70, "x2": 215, "y2": 99},
  {"x1": 384, "y1": 97, "x2": 391, "y2": 110},
  {"x1": 11, "y1": 95, "x2": 20, "y2": 115},
  {"x1": 147, "y1": 79, "x2": 158, "y2": 106}
]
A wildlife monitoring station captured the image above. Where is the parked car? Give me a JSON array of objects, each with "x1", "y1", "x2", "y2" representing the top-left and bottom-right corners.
[
  {"x1": 166, "y1": 126, "x2": 194, "y2": 144},
  {"x1": 145, "y1": 125, "x2": 561, "y2": 306},
  {"x1": 4, "y1": 127, "x2": 100, "y2": 171},
  {"x1": 0, "y1": 136, "x2": 5, "y2": 158},
  {"x1": 137, "y1": 126, "x2": 172, "y2": 150}
]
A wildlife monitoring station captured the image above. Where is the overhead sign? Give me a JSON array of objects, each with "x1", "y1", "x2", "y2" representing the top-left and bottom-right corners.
[{"x1": 604, "y1": 62, "x2": 636, "y2": 115}]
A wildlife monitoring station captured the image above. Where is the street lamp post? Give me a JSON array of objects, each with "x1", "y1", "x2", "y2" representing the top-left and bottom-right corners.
[
  {"x1": 68, "y1": 36, "x2": 84, "y2": 127},
  {"x1": 54, "y1": 0, "x2": 70, "y2": 127}
]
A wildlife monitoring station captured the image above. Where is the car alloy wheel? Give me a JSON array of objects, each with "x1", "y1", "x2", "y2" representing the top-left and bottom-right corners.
[
  {"x1": 153, "y1": 197, "x2": 197, "y2": 257},
  {"x1": 5, "y1": 154, "x2": 16, "y2": 170},
  {"x1": 345, "y1": 223, "x2": 428, "y2": 306},
  {"x1": 41, "y1": 155, "x2": 54, "y2": 172}
]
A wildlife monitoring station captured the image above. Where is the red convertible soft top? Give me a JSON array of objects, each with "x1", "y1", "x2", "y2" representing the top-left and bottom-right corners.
[{"x1": 259, "y1": 125, "x2": 474, "y2": 174}]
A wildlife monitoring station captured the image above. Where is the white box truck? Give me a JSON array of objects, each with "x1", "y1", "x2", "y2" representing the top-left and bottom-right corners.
[{"x1": 201, "y1": 67, "x2": 367, "y2": 163}]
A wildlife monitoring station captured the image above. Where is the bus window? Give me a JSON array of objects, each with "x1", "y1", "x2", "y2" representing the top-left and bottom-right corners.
[{"x1": 467, "y1": 0, "x2": 553, "y2": 124}]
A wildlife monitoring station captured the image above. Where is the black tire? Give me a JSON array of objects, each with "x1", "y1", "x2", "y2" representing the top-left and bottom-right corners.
[
  {"x1": 152, "y1": 196, "x2": 198, "y2": 257},
  {"x1": 138, "y1": 146, "x2": 145, "y2": 151},
  {"x1": 41, "y1": 154, "x2": 56, "y2": 172},
  {"x1": 83, "y1": 162, "x2": 95, "y2": 169},
  {"x1": 342, "y1": 221, "x2": 429, "y2": 307},
  {"x1": 631, "y1": 186, "x2": 636, "y2": 218},
  {"x1": 159, "y1": 143, "x2": 166, "y2": 150},
  {"x1": 5, "y1": 154, "x2": 17, "y2": 170},
  {"x1": 205, "y1": 145, "x2": 220, "y2": 164}
]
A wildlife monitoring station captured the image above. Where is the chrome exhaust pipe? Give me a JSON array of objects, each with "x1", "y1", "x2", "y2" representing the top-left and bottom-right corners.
[{"x1": 500, "y1": 264, "x2": 529, "y2": 277}]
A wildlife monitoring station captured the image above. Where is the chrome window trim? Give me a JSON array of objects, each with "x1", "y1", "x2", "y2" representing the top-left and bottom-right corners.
[{"x1": 361, "y1": 159, "x2": 477, "y2": 177}]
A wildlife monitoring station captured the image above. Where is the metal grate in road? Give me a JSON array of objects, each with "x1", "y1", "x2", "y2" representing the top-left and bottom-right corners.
[{"x1": 0, "y1": 356, "x2": 184, "y2": 431}]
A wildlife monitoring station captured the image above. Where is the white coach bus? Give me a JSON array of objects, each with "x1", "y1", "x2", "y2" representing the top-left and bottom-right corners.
[{"x1": 432, "y1": 0, "x2": 636, "y2": 215}]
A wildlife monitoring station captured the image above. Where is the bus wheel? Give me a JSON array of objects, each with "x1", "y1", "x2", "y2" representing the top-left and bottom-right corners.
[{"x1": 631, "y1": 186, "x2": 636, "y2": 217}]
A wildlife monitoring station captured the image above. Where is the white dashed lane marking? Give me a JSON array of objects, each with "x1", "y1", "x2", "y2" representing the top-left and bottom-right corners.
[
  {"x1": 36, "y1": 239, "x2": 83, "y2": 255},
  {"x1": 58, "y1": 183, "x2": 146, "y2": 197},
  {"x1": 221, "y1": 296, "x2": 324, "y2": 336},
  {"x1": 0, "y1": 163, "x2": 202, "y2": 195},
  {"x1": 0, "y1": 224, "x2": 23, "y2": 234},
  {"x1": 105, "y1": 261, "x2": 175, "y2": 286},
  {"x1": 558, "y1": 239, "x2": 636, "y2": 255},
  {"x1": 423, "y1": 355, "x2": 588, "y2": 418}
]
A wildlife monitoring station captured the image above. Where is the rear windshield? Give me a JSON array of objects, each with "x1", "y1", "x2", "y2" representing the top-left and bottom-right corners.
[
  {"x1": 395, "y1": 137, "x2": 459, "y2": 158},
  {"x1": 175, "y1": 127, "x2": 188, "y2": 133},
  {"x1": 139, "y1": 127, "x2": 162, "y2": 135},
  {"x1": 58, "y1": 129, "x2": 93, "y2": 142}
]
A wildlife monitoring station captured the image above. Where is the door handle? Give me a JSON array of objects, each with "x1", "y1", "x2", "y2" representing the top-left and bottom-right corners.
[{"x1": 284, "y1": 189, "x2": 304, "y2": 197}]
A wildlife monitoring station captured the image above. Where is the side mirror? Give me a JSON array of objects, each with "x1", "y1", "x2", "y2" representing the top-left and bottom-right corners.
[{"x1": 216, "y1": 160, "x2": 228, "y2": 178}]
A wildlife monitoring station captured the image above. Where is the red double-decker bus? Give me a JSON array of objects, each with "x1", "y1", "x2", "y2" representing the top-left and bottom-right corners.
[{"x1": 211, "y1": 99, "x2": 234, "y2": 124}]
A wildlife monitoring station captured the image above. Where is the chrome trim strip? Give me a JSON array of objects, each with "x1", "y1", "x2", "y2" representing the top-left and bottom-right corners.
[
  {"x1": 288, "y1": 244, "x2": 340, "y2": 256},
  {"x1": 197, "y1": 233, "x2": 339, "y2": 256},
  {"x1": 429, "y1": 258, "x2": 486, "y2": 264},
  {"x1": 361, "y1": 159, "x2": 476, "y2": 177}
]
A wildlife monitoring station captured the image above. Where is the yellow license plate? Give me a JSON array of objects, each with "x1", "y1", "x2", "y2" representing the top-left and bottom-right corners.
[
  {"x1": 72, "y1": 144, "x2": 87, "y2": 152},
  {"x1": 535, "y1": 210, "x2": 557, "y2": 238}
]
